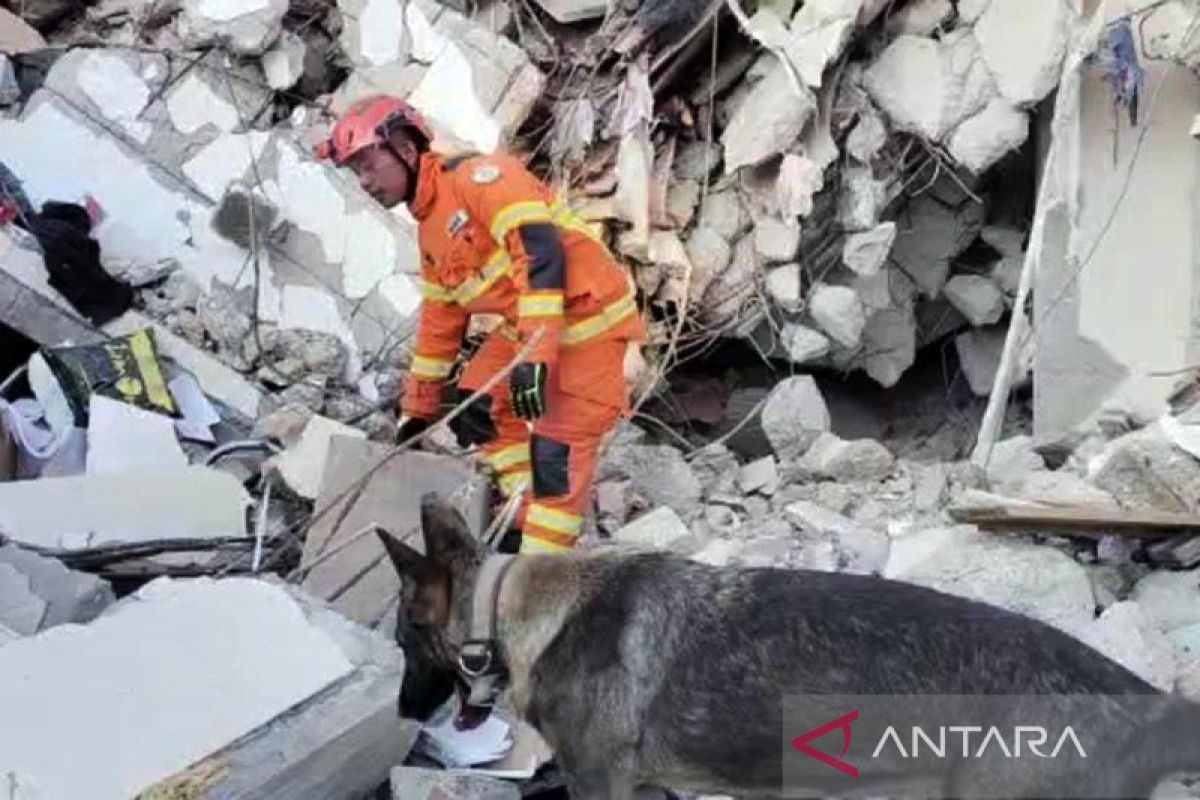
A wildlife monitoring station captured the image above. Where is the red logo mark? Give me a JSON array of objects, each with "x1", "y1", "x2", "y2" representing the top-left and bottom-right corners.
[{"x1": 791, "y1": 709, "x2": 860, "y2": 778}]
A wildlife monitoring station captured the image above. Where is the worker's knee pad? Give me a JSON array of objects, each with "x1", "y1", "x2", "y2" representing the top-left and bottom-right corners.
[
  {"x1": 449, "y1": 389, "x2": 497, "y2": 448},
  {"x1": 531, "y1": 434, "x2": 571, "y2": 498}
]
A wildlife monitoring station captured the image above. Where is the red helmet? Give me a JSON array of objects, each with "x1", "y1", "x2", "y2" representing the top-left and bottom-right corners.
[{"x1": 313, "y1": 95, "x2": 433, "y2": 168}]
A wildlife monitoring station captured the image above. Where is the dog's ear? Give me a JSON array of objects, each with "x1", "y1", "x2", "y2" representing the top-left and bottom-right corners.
[
  {"x1": 376, "y1": 527, "x2": 451, "y2": 627},
  {"x1": 420, "y1": 493, "x2": 477, "y2": 564},
  {"x1": 376, "y1": 527, "x2": 426, "y2": 577}
]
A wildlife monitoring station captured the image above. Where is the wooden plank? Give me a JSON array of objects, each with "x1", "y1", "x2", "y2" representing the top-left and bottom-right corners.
[{"x1": 953, "y1": 504, "x2": 1200, "y2": 538}]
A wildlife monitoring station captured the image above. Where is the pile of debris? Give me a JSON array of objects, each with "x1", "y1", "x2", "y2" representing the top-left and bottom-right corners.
[{"x1": 597, "y1": 373, "x2": 1200, "y2": 706}]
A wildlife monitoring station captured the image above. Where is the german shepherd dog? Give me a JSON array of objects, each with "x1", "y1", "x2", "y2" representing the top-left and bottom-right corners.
[{"x1": 378, "y1": 496, "x2": 1200, "y2": 799}]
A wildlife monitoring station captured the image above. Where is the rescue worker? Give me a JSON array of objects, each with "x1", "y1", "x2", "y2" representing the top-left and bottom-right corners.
[{"x1": 316, "y1": 95, "x2": 644, "y2": 555}]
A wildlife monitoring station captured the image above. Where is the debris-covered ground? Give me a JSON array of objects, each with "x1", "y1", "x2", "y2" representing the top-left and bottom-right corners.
[{"x1": 3, "y1": 0, "x2": 1200, "y2": 797}]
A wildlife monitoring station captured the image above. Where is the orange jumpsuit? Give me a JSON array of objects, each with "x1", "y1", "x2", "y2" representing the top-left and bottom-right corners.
[{"x1": 400, "y1": 152, "x2": 644, "y2": 554}]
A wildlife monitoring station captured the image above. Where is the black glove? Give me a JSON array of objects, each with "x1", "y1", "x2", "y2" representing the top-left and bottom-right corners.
[
  {"x1": 509, "y1": 363, "x2": 548, "y2": 421},
  {"x1": 395, "y1": 416, "x2": 431, "y2": 444}
]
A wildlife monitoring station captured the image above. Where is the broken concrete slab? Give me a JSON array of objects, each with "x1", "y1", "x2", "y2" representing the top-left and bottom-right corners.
[
  {"x1": 973, "y1": 0, "x2": 1069, "y2": 107},
  {"x1": 685, "y1": 226, "x2": 733, "y2": 303},
  {"x1": 799, "y1": 432, "x2": 896, "y2": 482},
  {"x1": 272, "y1": 415, "x2": 366, "y2": 500},
  {"x1": 2, "y1": 576, "x2": 413, "y2": 800},
  {"x1": 809, "y1": 284, "x2": 866, "y2": 348},
  {"x1": 1089, "y1": 428, "x2": 1200, "y2": 511},
  {"x1": 613, "y1": 506, "x2": 693, "y2": 551},
  {"x1": 786, "y1": 0, "x2": 860, "y2": 88},
  {"x1": 599, "y1": 444, "x2": 703, "y2": 518},
  {"x1": 891, "y1": 195, "x2": 985, "y2": 298},
  {"x1": 983, "y1": 435, "x2": 1045, "y2": 492},
  {"x1": 885, "y1": 525, "x2": 1096, "y2": 633},
  {"x1": 1013, "y1": 470, "x2": 1120, "y2": 508},
  {"x1": 303, "y1": 439, "x2": 488, "y2": 625},
  {"x1": 956, "y1": 323, "x2": 1034, "y2": 397},
  {"x1": 839, "y1": 166, "x2": 886, "y2": 232},
  {"x1": 1078, "y1": 600, "x2": 1178, "y2": 692},
  {"x1": 698, "y1": 186, "x2": 751, "y2": 242},
  {"x1": 722, "y1": 63, "x2": 816, "y2": 172},
  {"x1": 0, "y1": 544, "x2": 114, "y2": 630},
  {"x1": 846, "y1": 102, "x2": 887, "y2": 163},
  {"x1": 0, "y1": 466, "x2": 249, "y2": 550},
  {"x1": 864, "y1": 32, "x2": 996, "y2": 141},
  {"x1": 761, "y1": 376, "x2": 831, "y2": 457},
  {"x1": 948, "y1": 98, "x2": 1030, "y2": 173},
  {"x1": 86, "y1": 394, "x2": 188, "y2": 476},
  {"x1": 943, "y1": 274, "x2": 1005, "y2": 327},
  {"x1": 262, "y1": 30, "x2": 308, "y2": 90},
  {"x1": 842, "y1": 222, "x2": 896, "y2": 276},
  {"x1": 860, "y1": 307, "x2": 917, "y2": 388},
  {"x1": 784, "y1": 500, "x2": 890, "y2": 575},
  {"x1": 180, "y1": 0, "x2": 288, "y2": 55},
  {"x1": 391, "y1": 767, "x2": 520, "y2": 800}
]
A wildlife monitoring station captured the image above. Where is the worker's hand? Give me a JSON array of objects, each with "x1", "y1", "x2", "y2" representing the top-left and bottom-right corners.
[
  {"x1": 395, "y1": 415, "x2": 432, "y2": 444},
  {"x1": 509, "y1": 363, "x2": 548, "y2": 421}
]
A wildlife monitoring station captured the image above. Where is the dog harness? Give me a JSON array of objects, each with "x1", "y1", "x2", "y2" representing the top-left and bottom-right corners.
[{"x1": 458, "y1": 553, "x2": 517, "y2": 709}]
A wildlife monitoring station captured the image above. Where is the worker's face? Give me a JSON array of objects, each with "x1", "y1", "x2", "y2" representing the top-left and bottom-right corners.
[{"x1": 347, "y1": 143, "x2": 412, "y2": 209}]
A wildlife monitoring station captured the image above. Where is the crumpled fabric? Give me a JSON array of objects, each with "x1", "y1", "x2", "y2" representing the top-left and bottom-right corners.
[
  {"x1": 0, "y1": 399, "x2": 85, "y2": 480},
  {"x1": 1098, "y1": 18, "x2": 1144, "y2": 126}
]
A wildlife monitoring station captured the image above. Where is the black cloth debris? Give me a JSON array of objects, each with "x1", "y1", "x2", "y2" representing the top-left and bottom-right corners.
[{"x1": 24, "y1": 201, "x2": 132, "y2": 326}]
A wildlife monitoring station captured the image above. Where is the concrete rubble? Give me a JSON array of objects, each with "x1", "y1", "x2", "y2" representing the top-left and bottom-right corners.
[{"x1": 2, "y1": 0, "x2": 1200, "y2": 796}]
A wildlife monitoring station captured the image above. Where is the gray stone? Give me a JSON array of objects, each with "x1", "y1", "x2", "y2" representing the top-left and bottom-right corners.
[
  {"x1": 614, "y1": 506, "x2": 693, "y2": 551},
  {"x1": 784, "y1": 501, "x2": 890, "y2": 574},
  {"x1": 809, "y1": 284, "x2": 866, "y2": 348},
  {"x1": 765, "y1": 264, "x2": 803, "y2": 312},
  {"x1": 780, "y1": 323, "x2": 831, "y2": 364},
  {"x1": 722, "y1": 64, "x2": 816, "y2": 172},
  {"x1": 262, "y1": 31, "x2": 308, "y2": 90},
  {"x1": 701, "y1": 235, "x2": 759, "y2": 327},
  {"x1": 840, "y1": 166, "x2": 886, "y2": 232},
  {"x1": 1015, "y1": 471, "x2": 1119, "y2": 508},
  {"x1": 530, "y1": 0, "x2": 608, "y2": 24},
  {"x1": 983, "y1": 436, "x2": 1045, "y2": 492},
  {"x1": 1078, "y1": 601, "x2": 1178, "y2": 692},
  {"x1": 1130, "y1": 570, "x2": 1200, "y2": 633},
  {"x1": 949, "y1": 99, "x2": 1030, "y2": 173},
  {"x1": 974, "y1": 0, "x2": 1069, "y2": 106},
  {"x1": 665, "y1": 179, "x2": 701, "y2": 229},
  {"x1": 0, "y1": 54, "x2": 19, "y2": 106},
  {"x1": 738, "y1": 456, "x2": 780, "y2": 495},
  {"x1": 689, "y1": 444, "x2": 740, "y2": 496},
  {"x1": 698, "y1": 188, "x2": 750, "y2": 242},
  {"x1": 674, "y1": 140, "x2": 722, "y2": 181},
  {"x1": 198, "y1": 287, "x2": 252, "y2": 354},
  {"x1": 263, "y1": 329, "x2": 348, "y2": 381},
  {"x1": 685, "y1": 227, "x2": 733, "y2": 303},
  {"x1": 179, "y1": 0, "x2": 287, "y2": 55},
  {"x1": 846, "y1": 102, "x2": 887, "y2": 163},
  {"x1": 753, "y1": 217, "x2": 802, "y2": 263},
  {"x1": 761, "y1": 376, "x2": 831, "y2": 457},
  {"x1": 600, "y1": 445, "x2": 703, "y2": 516},
  {"x1": 0, "y1": 564, "x2": 46, "y2": 636},
  {"x1": 886, "y1": 0, "x2": 953, "y2": 35},
  {"x1": 595, "y1": 480, "x2": 635, "y2": 528},
  {"x1": 842, "y1": 222, "x2": 896, "y2": 276},
  {"x1": 955, "y1": 326, "x2": 1006, "y2": 397},
  {"x1": 738, "y1": 535, "x2": 794, "y2": 569},
  {"x1": 272, "y1": 414, "x2": 367, "y2": 501},
  {"x1": 913, "y1": 463, "x2": 949, "y2": 511},
  {"x1": 0, "y1": 545, "x2": 114, "y2": 630},
  {"x1": 703, "y1": 505, "x2": 743, "y2": 537},
  {"x1": 1090, "y1": 428, "x2": 1200, "y2": 511},
  {"x1": 891, "y1": 195, "x2": 986, "y2": 298},
  {"x1": 943, "y1": 274, "x2": 1005, "y2": 327},
  {"x1": 800, "y1": 433, "x2": 896, "y2": 482},
  {"x1": 860, "y1": 307, "x2": 917, "y2": 388},
  {"x1": 690, "y1": 537, "x2": 743, "y2": 566},
  {"x1": 391, "y1": 766, "x2": 519, "y2": 800}
]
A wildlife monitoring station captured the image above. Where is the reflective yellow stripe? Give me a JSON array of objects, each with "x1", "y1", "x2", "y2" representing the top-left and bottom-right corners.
[
  {"x1": 526, "y1": 504, "x2": 583, "y2": 536},
  {"x1": 550, "y1": 201, "x2": 604, "y2": 243},
  {"x1": 491, "y1": 201, "x2": 553, "y2": 241},
  {"x1": 561, "y1": 293, "x2": 638, "y2": 346},
  {"x1": 498, "y1": 470, "x2": 531, "y2": 497},
  {"x1": 522, "y1": 530, "x2": 578, "y2": 553},
  {"x1": 422, "y1": 280, "x2": 454, "y2": 303},
  {"x1": 411, "y1": 355, "x2": 454, "y2": 380},
  {"x1": 519, "y1": 293, "x2": 564, "y2": 319},
  {"x1": 454, "y1": 250, "x2": 511, "y2": 305},
  {"x1": 487, "y1": 443, "x2": 530, "y2": 472},
  {"x1": 521, "y1": 533, "x2": 576, "y2": 554}
]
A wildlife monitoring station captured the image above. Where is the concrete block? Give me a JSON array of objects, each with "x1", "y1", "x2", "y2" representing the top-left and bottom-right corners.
[
  {"x1": 809, "y1": 284, "x2": 866, "y2": 348},
  {"x1": 860, "y1": 307, "x2": 917, "y2": 388},
  {"x1": 891, "y1": 195, "x2": 985, "y2": 298},
  {"x1": 180, "y1": 0, "x2": 288, "y2": 55},
  {"x1": 842, "y1": 222, "x2": 896, "y2": 276},
  {"x1": 0, "y1": 576, "x2": 411, "y2": 799},
  {"x1": 302, "y1": 440, "x2": 488, "y2": 625},
  {"x1": 738, "y1": 456, "x2": 780, "y2": 495},
  {"x1": 684, "y1": 226, "x2": 732, "y2": 302},
  {"x1": 0, "y1": 563, "x2": 46, "y2": 636},
  {"x1": 753, "y1": 217, "x2": 801, "y2": 263},
  {"x1": 0, "y1": 544, "x2": 115, "y2": 629},
  {"x1": 780, "y1": 323, "x2": 831, "y2": 364},
  {"x1": 949, "y1": 99, "x2": 1030, "y2": 173},
  {"x1": 973, "y1": 0, "x2": 1069, "y2": 106},
  {"x1": 391, "y1": 767, "x2": 520, "y2": 800},
  {"x1": 531, "y1": 0, "x2": 608, "y2": 23},
  {"x1": 272, "y1": 415, "x2": 367, "y2": 500},
  {"x1": 784, "y1": 500, "x2": 890, "y2": 575},
  {"x1": 765, "y1": 264, "x2": 802, "y2": 312},
  {"x1": 614, "y1": 506, "x2": 693, "y2": 551},
  {"x1": 799, "y1": 432, "x2": 896, "y2": 482},
  {"x1": 0, "y1": 466, "x2": 249, "y2": 551},
  {"x1": 943, "y1": 274, "x2": 1005, "y2": 326},
  {"x1": 722, "y1": 63, "x2": 816, "y2": 172},
  {"x1": 761, "y1": 376, "x2": 831, "y2": 457}
]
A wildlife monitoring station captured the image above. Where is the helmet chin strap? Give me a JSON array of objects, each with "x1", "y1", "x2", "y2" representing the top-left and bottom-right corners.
[{"x1": 383, "y1": 140, "x2": 419, "y2": 205}]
